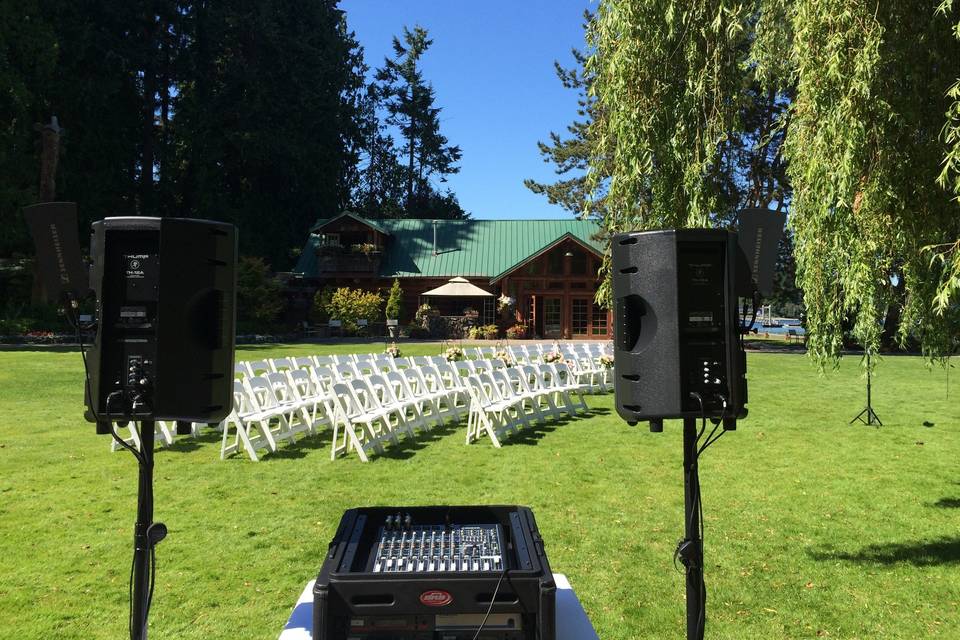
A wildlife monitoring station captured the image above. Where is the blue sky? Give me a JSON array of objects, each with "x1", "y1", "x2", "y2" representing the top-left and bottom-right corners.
[{"x1": 340, "y1": 0, "x2": 594, "y2": 220}]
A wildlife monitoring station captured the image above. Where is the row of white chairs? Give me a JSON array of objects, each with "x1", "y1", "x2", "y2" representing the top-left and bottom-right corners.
[
  {"x1": 227, "y1": 358, "x2": 470, "y2": 461},
  {"x1": 226, "y1": 355, "x2": 596, "y2": 461},
  {"x1": 462, "y1": 362, "x2": 591, "y2": 447},
  {"x1": 472, "y1": 344, "x2": 612, "y2": 393}
]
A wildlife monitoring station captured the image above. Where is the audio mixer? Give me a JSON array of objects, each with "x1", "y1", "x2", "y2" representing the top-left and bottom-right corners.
[
  {"x1": 314, "y1": 505, "x2": 555, "y2": 640},
  {"x1": 371, "y1": 520, "x2": 505, "y2": 574}
]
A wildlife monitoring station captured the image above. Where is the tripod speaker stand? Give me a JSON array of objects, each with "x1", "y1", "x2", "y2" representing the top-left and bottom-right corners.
[{"x1": 850, "y1": 349, "x2": 882, "y2": 427}]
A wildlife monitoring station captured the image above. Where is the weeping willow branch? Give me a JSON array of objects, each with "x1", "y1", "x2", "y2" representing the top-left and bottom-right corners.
[{"x1": 585, "y1": 0, "x2": 756, "y2": 306}]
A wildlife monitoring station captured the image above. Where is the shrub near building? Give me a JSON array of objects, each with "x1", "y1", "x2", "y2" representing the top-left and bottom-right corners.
[{"x1": 324, "y1": 287, "x2": 383, "y2": 335}]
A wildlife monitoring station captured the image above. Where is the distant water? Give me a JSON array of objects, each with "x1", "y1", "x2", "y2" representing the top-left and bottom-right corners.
[{"x1": 748, "y1": 320, "x2": 805, "y2": 335}]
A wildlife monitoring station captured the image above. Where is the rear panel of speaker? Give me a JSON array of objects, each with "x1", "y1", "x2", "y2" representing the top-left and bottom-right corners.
[
  {"x1": 85, "y1": 217, "x2": 236, "y2": 425},
  {"x1": 612, "y1": 229, "x2": 747, "y2": 423}
]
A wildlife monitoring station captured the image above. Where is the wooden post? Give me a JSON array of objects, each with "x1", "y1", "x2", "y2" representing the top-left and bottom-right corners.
[
  {"x1": 37, "y1": 116, "x2": 62, "y2": 202},
  {"x1": 31, "y1": 116, "x2": 64, "y2": 303}
]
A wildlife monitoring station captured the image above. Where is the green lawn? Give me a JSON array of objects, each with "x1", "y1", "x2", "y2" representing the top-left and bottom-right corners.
[{"x1": 0, "y1": 344, "x2": 957, "y2": 639}]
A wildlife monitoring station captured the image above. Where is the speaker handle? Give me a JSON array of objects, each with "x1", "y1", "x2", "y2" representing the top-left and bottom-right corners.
[{"x1": 616, "y1": 294, "x2": 656, "y2": 353}]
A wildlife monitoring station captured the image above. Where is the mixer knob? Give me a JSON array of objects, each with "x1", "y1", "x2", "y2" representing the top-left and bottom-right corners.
[{"x1": 403, "y1": 514, "x2": 412, "y2": 530}]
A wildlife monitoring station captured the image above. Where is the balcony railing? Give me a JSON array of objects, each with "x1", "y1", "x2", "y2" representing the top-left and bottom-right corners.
[{"x1": 314, "y1": 247, "x2": 382, "y2": 273}]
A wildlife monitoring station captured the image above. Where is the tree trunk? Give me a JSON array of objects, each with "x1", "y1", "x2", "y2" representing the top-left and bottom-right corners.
[{"x1": 406, "y1": 87, "x2": 415, "y2": 208}]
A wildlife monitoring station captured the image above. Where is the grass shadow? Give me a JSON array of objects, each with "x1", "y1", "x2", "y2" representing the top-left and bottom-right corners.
[
  {"x1": 933, "y1": 497, "x2": 960, "y2": 509},
  {"x1": 364, "y1": 420, "x2": 462, "y2": 461},
  {"x1": 262, "y1": 428, "x2": 336, "y2": 460},
  {"x1": 809, "y1": 537, "x2": 960, "y2": 566},
  {"x1": 502, "y1": 410, "x2": 594, "y2": 446}
]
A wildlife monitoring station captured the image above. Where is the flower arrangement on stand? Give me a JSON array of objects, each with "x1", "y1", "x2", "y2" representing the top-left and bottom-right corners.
[
  {"x1": 385, "y1": 343, "x2": 402, "y2": 358},
  {"x1": 598, "y1": 354, "x2": 614, "y2": 369},
  {"x1": 505, "y1": 324, "x2": 528, "y2": 339},
  {"x1": 542, "y1": 350, "x2": 563, "y2": 364},
  {"x1": 493, "y1": 349, "x2": 515, "y2": 367},
  {"x1": 444, "y1": 346, "x2": 465, "y2": 361}
]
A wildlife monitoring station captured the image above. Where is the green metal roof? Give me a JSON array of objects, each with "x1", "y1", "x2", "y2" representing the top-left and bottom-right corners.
[
  {"x1": 312, "y1": 211, "x2": 391, "y2": 235},
  {"x1": 294, "y1": 218, "x2": 604, "y2": 281}
]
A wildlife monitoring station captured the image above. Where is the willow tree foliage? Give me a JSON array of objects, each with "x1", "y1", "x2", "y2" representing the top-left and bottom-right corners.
[
  {"x1": 931, "y1": 1, "x2": 960, "y2": 319},
  {"x1": 585, "y1": 1, "x2": 763, "y2": 306},
  {"x1": 767, "y1": 1, "x2": 960, "y2": 361},
  {"x1": 587, "y1": 0, "x2": 960, "y2": 362}
]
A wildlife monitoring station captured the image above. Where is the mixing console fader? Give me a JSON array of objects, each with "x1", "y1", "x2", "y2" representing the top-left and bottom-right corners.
[{"x1": 371, "y1": 523, "x2": 504, "y2": 573}]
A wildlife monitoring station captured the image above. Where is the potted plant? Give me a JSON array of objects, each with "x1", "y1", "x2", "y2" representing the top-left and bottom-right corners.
[{"x1": 385, "y1": 279, "x2": 402, "y2": 338}]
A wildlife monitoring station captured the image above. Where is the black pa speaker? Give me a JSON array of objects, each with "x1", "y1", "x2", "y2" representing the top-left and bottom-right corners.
[
  {"x1": 612, "y1": 229, "x2": 748, "y2": 426},
  {"x1": 84, "y1": 217, "x2": 237, "y2": 428}
]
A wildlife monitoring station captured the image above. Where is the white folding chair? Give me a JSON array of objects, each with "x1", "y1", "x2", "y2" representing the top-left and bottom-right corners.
[
  {"x1": 241, "y1": 359, "x2": 272, "y2": 378},
  {"x1": 384, "y1": 370, "x2": 437, "y2": 431},
  {"x1": 312, "y1": 355, "x2": 335, "y2": 367},
  {"x1": 545, "y1": 363, "x2": 590, "y2": 414},
  {"x1": 520, "y1": 364, "x2": 565, "y2": 420},
  {"x1": 348, "y1": 378, "x2": 405, "y2": 445},
  {"x1": 220, "y1": 381, "x2": 278, "y2": 461},
  {"x1": 463, "y1": 374, "x2": 524, "y2": 447},
  {"x1": 244, "y1": 376, "x2": 299, "y2": 445},
  {"x1": 367, "y1": 374, "x2": 419, "y2": 439},
  {"x1": 401, "y1": 368, "x2": 449, "y2": 425},
  {"x1": 110, "y1": 420, "x2": 174, "y2": 452},
  {"x1": 419, "y1": 366, "x2": 464, "y2": 422},
  {"x1": 269, "y1": 357, "x2": 295, "y2": 373},
  {"x1": 328, "y1": 382, "x2": 387, "y2": 462},
  {"x1": 500, "y1": 368, "x2": 549, "y2": 425},
  {"x1": 286, "y1": 368, "x2": 331, "y2": 434},
  {"x1": 333, "y1": 362, "x2": 360, "y2": 381}
]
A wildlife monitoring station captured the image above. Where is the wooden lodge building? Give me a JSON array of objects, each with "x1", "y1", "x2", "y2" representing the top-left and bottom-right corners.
[{"x1": 292, "y1": 212, "x2": 611, "y2": 339}]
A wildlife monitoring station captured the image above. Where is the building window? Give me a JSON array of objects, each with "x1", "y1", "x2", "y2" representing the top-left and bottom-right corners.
[
  {"x1": 321, "y1": 232, "x2": 341, "y2": 247},
  {"x1": 570, "y1": 282, "x2": 587, "y2": 289},
  {"x1": 548, "y1": 281, "x2": 564, "y2": 290},
  {"x1": 591, "y1": 303, "x2": 608, "y2": 336},
  {"x1": 572, "y1": 299, "x2": 588, "y2": 335}
]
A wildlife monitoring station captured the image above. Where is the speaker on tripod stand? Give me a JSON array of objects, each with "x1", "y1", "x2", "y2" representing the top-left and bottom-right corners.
[{"x1": 612, "y1": 229, "x2": 749, "y2": 429}]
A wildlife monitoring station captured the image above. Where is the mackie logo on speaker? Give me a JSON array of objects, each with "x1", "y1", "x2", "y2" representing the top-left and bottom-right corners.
[{"x1": 419, "y1": 590, "x2": 453, "y2": 607}]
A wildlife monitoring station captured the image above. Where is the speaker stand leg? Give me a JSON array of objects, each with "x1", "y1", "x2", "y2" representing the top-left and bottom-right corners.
[
  {"x1": 681, "y1": 417, "x2": 705, "y2": 640},
  {"x1": 132, "y1": 421, "x2": 166, "y2": 640}
]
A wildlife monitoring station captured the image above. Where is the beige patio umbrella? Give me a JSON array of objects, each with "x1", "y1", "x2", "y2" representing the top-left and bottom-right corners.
[{"x1": 420, "y1": 276, "x2": 495, "y2": 298}]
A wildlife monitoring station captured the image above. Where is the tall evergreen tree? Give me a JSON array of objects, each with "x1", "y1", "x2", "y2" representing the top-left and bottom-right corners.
[
  {"x1": 374, "y1": 25, "x2": 462, "y2": 215},
  {"x1": 0, "y1": 0, "x2": 56, "y2": 255},
  {"x1": 173, "y1": 0, "x2": 367, "y2": 267},
  {"x1": 353, "y1": 84, "x2": 408, "y2": 218}
]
